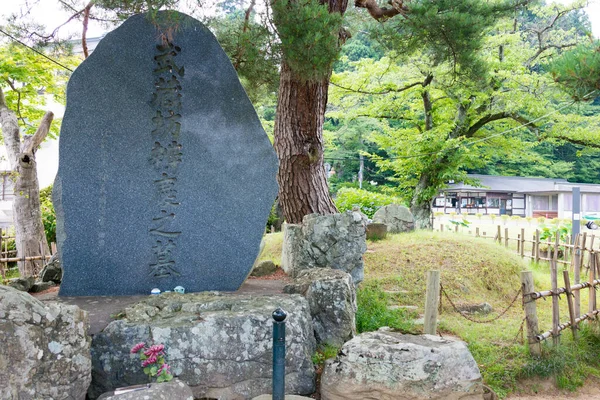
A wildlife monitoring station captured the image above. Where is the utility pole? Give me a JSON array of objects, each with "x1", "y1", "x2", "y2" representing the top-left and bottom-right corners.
[{"x1": 358, "y1": 153, "x2": 364, "y2": 189}]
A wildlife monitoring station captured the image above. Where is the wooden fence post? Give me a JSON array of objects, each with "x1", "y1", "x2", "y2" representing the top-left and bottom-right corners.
[
  {"x1": 573, "y1": 234, "x2": 581, "y2": 318},
  {"x1": 497, "y1": 225, "x2": 502, "y2": 244},
  {"x1": 0, "y1": 228, "x2": 3, "y2": 279},
  {"x1": 476, "y1": 227, "x2": 480, "y2": 237},
  {"x1": 563, "y1": 270, "x2": 578, "y2": 341},
  {"x1": 590, "y1": 252, "x2": 597, "y2": 315},
  {"x1": 520, "y1": 228, "x2": 525, "y2": 258},
  {"x1": 535, "y1": 230, "x2": 540, "y2": 264},
  {"x1": 440, "y1": 224, "x2": 444, "y2": 232},
  {"x1": 521, "y1": 271, "x2": 541, "y2": 356},
  {"x1": 550, "y1": 257, "x2": 560, "y2": 347},
  {"x1": 424, "y1": 270, "x2": 441, "y2": 335},
  {"x1": 580, "y1": 233, "x2": 588, "y2": 272},
  {"x1": 51, "y1": 242, "x2": 57, "y2": 255},
  {"x1": 505, "y1": 227, "x2": 509, "y2": 248}
]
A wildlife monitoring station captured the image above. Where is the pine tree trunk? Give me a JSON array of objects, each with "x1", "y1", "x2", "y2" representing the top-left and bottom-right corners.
[
  {"x1": 0, "y1": 89, "x2": 52, "y2": 277},
  {"x1": 274, "y1": 62, "x2": 338, "y2": 224}
]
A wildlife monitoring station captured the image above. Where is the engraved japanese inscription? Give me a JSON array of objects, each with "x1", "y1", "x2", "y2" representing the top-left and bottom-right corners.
[{"x1": 149, "y1": 42, "x2": 184, "y2": 278}]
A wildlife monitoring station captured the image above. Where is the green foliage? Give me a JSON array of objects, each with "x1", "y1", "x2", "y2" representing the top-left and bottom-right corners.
[
  {"x1": 356, "y1": 281, "x2": 416, "y2": 333},
  {"x1": 0, "y1": 44, "x2": 74, "y2": 138},
  {"x1": 334, "y1": 187, "x2": 403, "y2": 218},
  {"x1": 311, "y1": 343, "x2": 340, "y2": 366},
  {"x1": 39, "y1": 186, "x2": 55, "y2": 246},
  {"x1": 448, "y1": 218, "x2": 470, "y2": 228},
  {"x1": 95, "y1": 0, "x2": 179, "y2": 19},
  {"x1": 272, "y1": 0, "x2": 343, "y2": 80},
  {"x1": 539, "y1": 222, "x2": 571, "y2": 243},
  {"x1": 328, "y1": 2, "x2": 599, "y2": 215},
  {"x1": 376, "y1": 0, "x2": 517, "y2": 81},
  {"x1": 210, "y1": 11, "x2": 280, "y2": 102},
  {"x1": 551, "y1": 40, "x2": 600, "y2": 101}
]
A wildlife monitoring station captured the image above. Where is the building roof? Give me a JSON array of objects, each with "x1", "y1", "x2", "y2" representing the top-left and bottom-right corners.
[{"x1": 445, "y1": 174, "x2": 600, "y2": 194}]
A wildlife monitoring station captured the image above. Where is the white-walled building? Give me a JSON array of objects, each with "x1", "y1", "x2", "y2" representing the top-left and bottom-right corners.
[{"x1": 433, "y1": 174, "x2": 600, "y2": 219}]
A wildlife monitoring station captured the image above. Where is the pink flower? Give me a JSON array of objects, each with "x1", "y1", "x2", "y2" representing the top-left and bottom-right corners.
[
  {"x1": 157, "y1": 363, "x2": 171, "y2": 375},
  {"x1": 130, "y1": 342, "x2": 146, "y2": 354},
  {"x1": 141, "y1": 354, "x2": 158, "y2": 367},
  {"x1": 144, "y1": 344, "x2": 165, "y2": 357}
]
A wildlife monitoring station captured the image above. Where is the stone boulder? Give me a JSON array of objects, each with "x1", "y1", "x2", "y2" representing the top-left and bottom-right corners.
[
  {"x1": 29, "y1": 281, "x2": 56, "y2": 293},
  {"x1": 372, "y1": 204, "x2": 415, "y2": 233},
  {"x1": 89, "y1": 292, "x2": 316, "y2": 400},
  {"x1": 40, "y1": 253, "x2": 63, "y2": 284},
  {"x1": 97, "y1": 379, "x2": 193, "y2": 400},
  {"x1": 281, "y1": 212, "x2": 367, "y2": 284},
  {"x1": 284, "y1": 269, "x2": 356, "y2": 347},
  {"x1": 7, "y1": 276, "x2": 35, "y2": 292},
  {"x1": 251, "y1": 260, "x2": 278, "y2": 277},
  {"x1": 321, "y1": 329, "x2": 484, "y2": 400},
  {"x1": 0, "y1": 286, "x2": 92, "y2": 400},
  {"x1": 366, "y1": 223, "x2": 388, "y2": 240}
]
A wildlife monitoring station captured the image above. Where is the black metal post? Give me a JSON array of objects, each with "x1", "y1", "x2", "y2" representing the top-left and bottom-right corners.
[{"x1": 272, "y1": 307, "x2": 287, "y2": 400}]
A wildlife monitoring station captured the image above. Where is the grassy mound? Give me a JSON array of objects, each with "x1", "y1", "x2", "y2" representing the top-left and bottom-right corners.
[{"x1": 364, "y1": 230, "x2": 525, "y2": 308}]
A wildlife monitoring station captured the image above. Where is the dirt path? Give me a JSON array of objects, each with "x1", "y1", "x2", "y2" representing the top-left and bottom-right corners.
[{"x1": 506, "y1": 378, "x2": 600, "y2": 399}]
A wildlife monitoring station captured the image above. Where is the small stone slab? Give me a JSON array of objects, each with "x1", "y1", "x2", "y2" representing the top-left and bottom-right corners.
[
  {"x1": 55, "y1": 11, "x2": 278, "y2": 296},
  {"x1": 253, "y1": 396, "x2": 313, "y2": 400},
  {"x1": 97, "y1": 379, "x2": 193, "y2": 400}
]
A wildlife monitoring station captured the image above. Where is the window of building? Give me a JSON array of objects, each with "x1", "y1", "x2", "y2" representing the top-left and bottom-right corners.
[
  {"x1": 585, "y1": 194, "x2": 600, "y2": 212},
  {"x1": 487, "y1": 198, "x2": 500, "y2": 207},
  {"x1": 532, "y1": 195, "x2": 549, "y2": 210}
]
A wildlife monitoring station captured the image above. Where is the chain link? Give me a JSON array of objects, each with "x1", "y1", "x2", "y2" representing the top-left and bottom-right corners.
[{"x1": 440, "y1": 284, "x2": 522, "y2": 324}]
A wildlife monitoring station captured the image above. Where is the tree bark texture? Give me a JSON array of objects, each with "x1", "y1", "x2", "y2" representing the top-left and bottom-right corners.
[
  {"x1": 0, "y1": 88, "x2": 51, "y2": 277},
  {"x1": 411, "y1": 172, "x2": 434, "y2": 229},
  {"x1": 274, "y1": 62, "x2": 338, "y2": 224}
]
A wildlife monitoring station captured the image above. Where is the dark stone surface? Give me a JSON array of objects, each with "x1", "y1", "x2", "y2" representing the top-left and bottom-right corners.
[
  {"x1": 40, "y1": 254, "x2": 63, "y2": 283},
  {"x1": 29, "y1": 281, "x2": 55, "y2": 293},
  {"x1": 7, "y1": 276, "x2": 35, "y2": 292},
  {"x1": 55, "y1": 11, "x2": 278, "y2": 296},
  {"x1": 251, "y1": 260, "x2": 278, "y2": 277}
]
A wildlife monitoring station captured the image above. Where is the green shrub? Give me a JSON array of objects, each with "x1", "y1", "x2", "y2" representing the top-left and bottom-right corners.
[
  {"x1": 355, "y1": 281, "x2": 416, "y2": 333},
  {"x1": 334, "y1": 188, "x2": 403, "y2": 219},
  {"x1": 312, "y1": 343, "x2": 340, "y2": 366},
  {"x1": 39, "y1": 186, "x2": 56, "y2": 246}
]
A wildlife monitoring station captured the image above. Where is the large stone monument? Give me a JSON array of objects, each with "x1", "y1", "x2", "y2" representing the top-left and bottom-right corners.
[{"x1": 55, "y1": 11, "x2": 278, "y2": 296}]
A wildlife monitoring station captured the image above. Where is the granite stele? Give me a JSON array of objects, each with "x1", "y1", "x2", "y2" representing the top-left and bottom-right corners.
[{"x1": 54, "y1": 11, "x2": 278, "y2": 296}]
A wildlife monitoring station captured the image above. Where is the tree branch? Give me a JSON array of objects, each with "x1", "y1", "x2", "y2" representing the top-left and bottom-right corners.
[
  {"x1": 0, "y1": 86, "x2": 22, "y2": 170},
  {"x1": 82, "y1": 2, "x2": 94, "y2": 59},
  {"x1": 331, "y1": 73, "x2": 432, "y2": 95},
  {"x1": 465, "y1": 112, "x2": 538, "y2": 138},
  {"x1": 4, "y1": 79, "x2": 28, "y2": 126},
  {"x1": 23, "y1": 112, "x2": 54, "y2": 155},
  {"x1": 354, "y1": 0, "x2": 407, "y2": 21},
  {"x1": 526, "y1": 43, "x2": 578, "y2": 66},
  {"x1": 422, "y1": 90, "x2": 432, "y2": 131}
]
